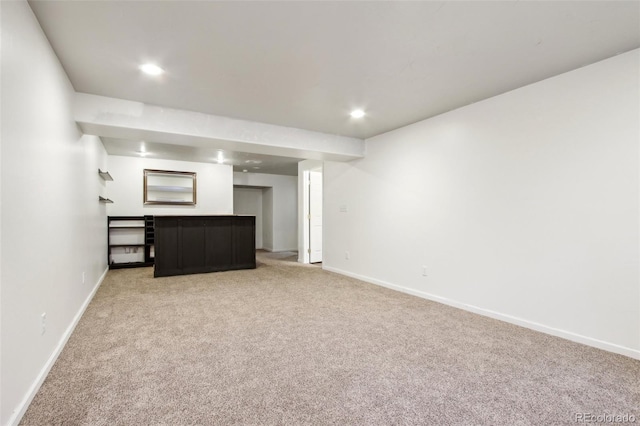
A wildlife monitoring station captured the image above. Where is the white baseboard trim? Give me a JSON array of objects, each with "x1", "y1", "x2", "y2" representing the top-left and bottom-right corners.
[
  {"x1": 262, "y1": 248, "x2": 298, "y2": 253},
  {"x1": 8, "y1": 267, "x2": 109, "y2": 426},
  {"x1": 323, "y1": 265, "x2": 640, "y2": 361}
]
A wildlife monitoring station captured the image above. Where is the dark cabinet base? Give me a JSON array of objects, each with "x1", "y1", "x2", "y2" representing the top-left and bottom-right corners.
[
  {"x1": 154, "y1": 215, "x2": 256, "y2": 278},
  {"x1": 110, "y1": 261, "x2": 154, "y2": 270}
]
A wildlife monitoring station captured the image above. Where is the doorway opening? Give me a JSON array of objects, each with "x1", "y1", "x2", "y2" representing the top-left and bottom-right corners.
[
  {"x1": 233, "y1": 185, "x2": 271, "y2": 250},
  {"x1": 308, "y1": 170, "x2": 323, "y2": 263},
  {"x1": 298, "y1": 160, "x2": 323, "y2": 264}
]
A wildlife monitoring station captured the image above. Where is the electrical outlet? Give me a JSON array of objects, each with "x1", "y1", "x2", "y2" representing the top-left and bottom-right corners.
[
  {"x1": 345, "y1": 251, "x2": 350, "y2": 260},
  {"x1": 41, "y1": 312, "x2": 47, "y2": 335},
  {"x1": 422, "y1": 266, "x2": 428, "y2": 276},
  {"x1": 82, "y1": 272, "x2": 86, "y2": 284}
]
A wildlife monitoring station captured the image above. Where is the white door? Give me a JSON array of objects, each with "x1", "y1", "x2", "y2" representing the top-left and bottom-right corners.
[{"x1": 309, "y1": 171, "x2": 323, "y2": 263}]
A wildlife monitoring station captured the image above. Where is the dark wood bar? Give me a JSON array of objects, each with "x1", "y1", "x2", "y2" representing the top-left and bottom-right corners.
[{"x1": 154, "y1": 215, "x2": 256, "y2": 277}]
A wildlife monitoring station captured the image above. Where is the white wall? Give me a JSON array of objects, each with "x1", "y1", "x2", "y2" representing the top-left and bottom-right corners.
[
  {"x1": 233, "y1": 187, "x2": 263, "y2": 249},
  {"x1": 324, "y1": 50, "x2": 640, "y2": 359},
  {"x1": 233, "y1": 173, "x2": 297, "y2": 252},
  {"x1": 1, "y1": 2, "x2": 109, "y2": 424},
  {"x1": 106, "y1": 156, "x2": 233, "y2": 216}
]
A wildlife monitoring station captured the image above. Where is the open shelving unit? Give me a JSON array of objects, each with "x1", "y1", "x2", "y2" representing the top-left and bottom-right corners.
[
  {"x1": 144, "y1": 215, "x2": 155, "y2": 264},
  {"x1": 108, "y1": 216, "x2": 154, "y2": 269}
]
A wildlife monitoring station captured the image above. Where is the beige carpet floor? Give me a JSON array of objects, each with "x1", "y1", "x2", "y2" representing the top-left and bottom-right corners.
[{"x1": 21, "y1": 251, "x2": 639, "y2": 425}]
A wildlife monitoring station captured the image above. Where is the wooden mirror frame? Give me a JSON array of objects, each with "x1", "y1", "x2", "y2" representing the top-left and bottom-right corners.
[{"x1": 143, "y1": 169, "x2": 197, "y2": 205}]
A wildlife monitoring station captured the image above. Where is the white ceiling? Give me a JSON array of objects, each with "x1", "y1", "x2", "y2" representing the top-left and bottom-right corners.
[{"x1": 29, "y1": 1, "x2": 640, "y2": 172}]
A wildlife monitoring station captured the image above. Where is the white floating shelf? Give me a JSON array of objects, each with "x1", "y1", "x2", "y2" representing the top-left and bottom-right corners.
[{"x1": 98, "y1": 169, "x2": 114, "y2": 181}]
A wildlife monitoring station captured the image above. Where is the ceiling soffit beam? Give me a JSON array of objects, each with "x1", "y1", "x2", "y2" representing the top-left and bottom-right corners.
[{"x1": 74, "y1": 93, "x2": 365, "y2": 162}]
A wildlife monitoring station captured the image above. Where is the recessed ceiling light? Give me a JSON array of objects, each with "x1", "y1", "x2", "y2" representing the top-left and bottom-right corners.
[
  {"x1": 245, "y1": 159, "x2": 262, "y2": 164},
  {"x1": 139, "y1": 63, "x2": 164, "y2": 76},
  {"x1": 217, "y1": 151, "x2": 225, "y2": 164},
  {"x1": 242, "y1": 169, "x2": 248, "y2": 173},
  {"x1": 350, "y1": 109, "x2": 366, "y2": 119}
]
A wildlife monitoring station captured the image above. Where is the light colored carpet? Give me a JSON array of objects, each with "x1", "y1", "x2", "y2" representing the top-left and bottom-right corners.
[{"x1": 21, "y1": 252, "x2": 639, "y2": 425}]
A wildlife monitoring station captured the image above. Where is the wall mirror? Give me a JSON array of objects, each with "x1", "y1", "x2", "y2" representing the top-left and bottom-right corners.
[{"x1": 144, "y1": 169, "x2": 197, "y2": 205}]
